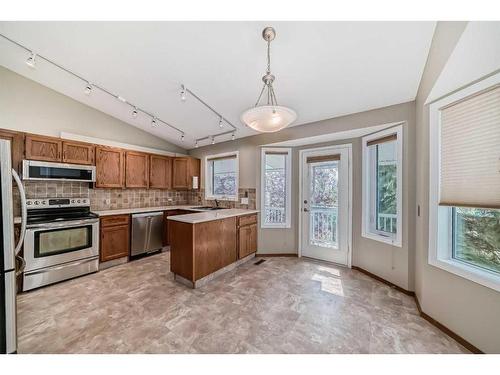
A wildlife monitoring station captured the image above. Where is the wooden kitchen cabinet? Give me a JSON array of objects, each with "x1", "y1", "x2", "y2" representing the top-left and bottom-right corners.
[
  {"x1": 172, "y1": 157, "x2": 200, "y2": 190},
  {"x1": 238, "y1": 214, "x2": 258, "y2": 259},
  {"x1": 149, "y1": 154, "x2": 172, "y2": 189},
  {"x1": 100, "y1": 214, "x2": 130, "y2": 262},
  {"x1": 0, "y1": 129, "x2": 24, "y2": 172},
  {"x1": 62, "y1": 140, "x2": 95, "y2": 165},
  {"x1": 95, "y1": 146, "x2": 125, "y2": 188},
  {"x1": 125, "y1": 151, "x2": 149, "y2": 188},
  {"x1": 25, "y1": 134, "x2": 62, "y2": 162}
]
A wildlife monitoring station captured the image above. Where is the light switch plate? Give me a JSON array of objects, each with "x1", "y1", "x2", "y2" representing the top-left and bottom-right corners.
[{"x1": 241, "y1": 197, "x2": 249, "y2": 205}]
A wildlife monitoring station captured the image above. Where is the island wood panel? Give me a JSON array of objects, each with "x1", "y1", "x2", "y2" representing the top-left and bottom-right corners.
[
  {"x1": 194, "y1": 217, "x2": 237, "y2": 280},
  {"x1": 169, "y1": 220, "x2": 195, "y2": 281},
  {"x1": 125, "y1": 151, "x2": 149, "y2": 188},
  {"x1": 0, "y1": 129, "x2": 25, "y2": 172},
  {"x1": 95, "y1": 146, "x2": 125, "y2": 188},
  {"x1": 62, "y1": 141, "x2": 95, "y2": 165},
  {"x1": 25, "y1": 134, "x2": 62, "y2": 162},
  {"x1": 149, "y1": 154, "x2": 172, "y2": 189}
]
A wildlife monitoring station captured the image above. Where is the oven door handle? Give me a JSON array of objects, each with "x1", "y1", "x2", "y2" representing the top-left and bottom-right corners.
[
  {"x1": 27, "y1": 218, "x2": 99, "y2": 229},
  {"x1": 24, "y1": 256, "x2": 99, "y2": 275}
]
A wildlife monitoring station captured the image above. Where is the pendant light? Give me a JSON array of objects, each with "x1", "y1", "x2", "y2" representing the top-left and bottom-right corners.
[{"x1": 241, "y1": 27, "x2": 297, "y2": 133}]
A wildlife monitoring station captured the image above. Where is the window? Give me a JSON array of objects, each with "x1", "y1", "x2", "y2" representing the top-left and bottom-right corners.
[
  {"x1": 429, "y1": 73, "x2": 500, "y2": 292},
  {"x1": 261, "y1": 148, "x2": 292, "y2": 228},
  {"x1": 362, "y1": 125, "x2": 403, "y2": 246},
  {"x1": 204, "y1": 152, "x2": 239, "y2": 201}
]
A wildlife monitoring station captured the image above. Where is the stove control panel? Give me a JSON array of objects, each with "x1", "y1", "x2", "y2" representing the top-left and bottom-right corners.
[{"x1": 26, "y1": 198, "x2": 90, "y2": 209}]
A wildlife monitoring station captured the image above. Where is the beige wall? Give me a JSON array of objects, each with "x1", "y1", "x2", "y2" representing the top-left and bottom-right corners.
[
  {"x1": 0, "y1": 66, "x2": 185, "y2": 153},
  {"x1": 190, "y1": 101, "x2": 416, "y2": 290},
  {"x1": 415, "y1": 22, "x2": 500, "y2": 353}
]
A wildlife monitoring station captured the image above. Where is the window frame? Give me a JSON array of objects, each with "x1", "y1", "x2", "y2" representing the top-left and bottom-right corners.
[
  {"x1": 204, "y1": 151, "x2": 239, "y2": 201},
  {"x1": 260, "y1": 147, "x2": 292, "y2": 229},
  {"x1": 428, "y1": 71, "x2": 500, "y2": 292},
  {"x1": 361, "y1": 124, "x2": 403, "y2": 247}
]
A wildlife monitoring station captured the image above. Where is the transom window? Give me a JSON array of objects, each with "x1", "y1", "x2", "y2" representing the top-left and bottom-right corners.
[
  {"x1": 362, "y1": 125, "x2": 403, "y2": 247},
  {"x1": 204, "y1": 152, "x2": 239, "y2": 201},
  {"x1": 261, "y1": 148, "x2": 291, "y2": 228}
]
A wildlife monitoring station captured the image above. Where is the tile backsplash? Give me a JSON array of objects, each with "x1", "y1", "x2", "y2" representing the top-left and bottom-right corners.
[{"x1": 13, "y1": 182, "x2": 255, "y2": 217}]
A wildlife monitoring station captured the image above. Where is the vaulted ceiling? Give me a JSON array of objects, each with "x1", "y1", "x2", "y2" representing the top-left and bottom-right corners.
[{"x1": 0, "y1": 21, "x2": 436, "y2": 149}]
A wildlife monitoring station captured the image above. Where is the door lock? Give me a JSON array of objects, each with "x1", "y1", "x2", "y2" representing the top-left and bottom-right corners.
[{"x1": 303, "y1": 208, "x2": 309, "y2": 212}]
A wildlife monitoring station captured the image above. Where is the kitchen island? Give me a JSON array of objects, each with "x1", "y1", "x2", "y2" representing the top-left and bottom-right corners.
[{"x1": 167, "y1": 209, "x2": 259, "y2": 288}]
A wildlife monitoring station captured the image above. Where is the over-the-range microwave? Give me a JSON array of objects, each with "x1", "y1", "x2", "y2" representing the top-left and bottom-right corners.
[{"x1": 22, "y1": 160, "x2": 96, "y2": 182}]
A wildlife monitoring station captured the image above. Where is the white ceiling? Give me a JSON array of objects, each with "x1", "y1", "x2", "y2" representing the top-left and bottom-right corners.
[{"x1": 0, "y1": 21, "x2": 435, "y2": 149}]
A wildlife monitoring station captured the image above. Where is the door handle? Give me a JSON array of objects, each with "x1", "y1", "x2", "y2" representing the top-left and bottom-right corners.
[
  {"x1": 12, "y1": 169, "x2": 27, "y2": 256},
  {"x1": 15, "y1": 255, "x2": 26, "y2": 277},
  {"x1": 303, "y1": 208, "x2": 309, "y2": 212}
]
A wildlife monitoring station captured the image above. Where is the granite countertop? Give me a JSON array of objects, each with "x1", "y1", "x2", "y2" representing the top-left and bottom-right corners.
[
  {"x1": 167, "y1": 209, "x2": 259, "y2": 224},
  {"x1": 93, "y1": 205, "x2": 205, "y2": 217}
]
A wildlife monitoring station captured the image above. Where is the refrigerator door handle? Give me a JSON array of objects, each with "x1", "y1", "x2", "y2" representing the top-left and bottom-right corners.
[
  {"x1": 15, "y1": 254, "x2": 26, "y2": 277},
  {"x1": 12, "y1": 168, "x2": 26, "y2": 256}
]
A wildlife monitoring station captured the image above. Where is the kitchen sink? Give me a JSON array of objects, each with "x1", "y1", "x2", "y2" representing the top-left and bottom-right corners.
[{"x1": 191, "y1": 206, "x2": 225, "y2": 211}]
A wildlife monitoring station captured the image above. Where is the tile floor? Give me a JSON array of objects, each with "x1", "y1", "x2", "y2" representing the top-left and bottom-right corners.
[{"x1": 17, "y1": 252, "x2": 469, "y2": 353}]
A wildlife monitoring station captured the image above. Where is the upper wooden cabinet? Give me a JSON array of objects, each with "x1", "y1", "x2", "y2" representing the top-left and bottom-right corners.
[
  {"x1": 172, "y1": 157, "x2": 200, "y2": 190},
  {"x1": 95, "y1": 146, "x2": 125, "y2": 188},
  {"x1": 125, "y1": 151, "x2": 149, "y2": 188},
  {"x1": 149, "y1": 154, "x2": 172, "y2": 189},
  {"x1": 0, "y1": 129, "x2": 24, "y2": 172},
  {"x1": 62, "y1": 141, "x2": 95, "y2": 165},
  {"x1": 25, "y1": 134, "x2": 62, "y2": 162}
]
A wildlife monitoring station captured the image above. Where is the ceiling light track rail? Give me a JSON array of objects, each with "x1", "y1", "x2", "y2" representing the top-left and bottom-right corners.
[{"x1": 0, "y1": 33, "x2": 186, "y2": 139}]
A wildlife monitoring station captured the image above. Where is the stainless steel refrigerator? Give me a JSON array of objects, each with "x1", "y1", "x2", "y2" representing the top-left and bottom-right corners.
[{"x1": 1, "y1": 139, "x2": 26, "y2": 354}]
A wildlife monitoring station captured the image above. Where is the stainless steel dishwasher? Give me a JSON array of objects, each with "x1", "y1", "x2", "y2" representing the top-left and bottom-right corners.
[{"x1": 131, "y1": 212, "x2": 164, "y2": 256}]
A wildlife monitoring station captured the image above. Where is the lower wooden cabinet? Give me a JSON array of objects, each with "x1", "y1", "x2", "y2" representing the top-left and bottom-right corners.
[
  {"x1": 238, "y1": 214, "x2": 258, "y2": 259},
  {"x1": 100, "y1": 215, "x2": 130, "y2": 262}
]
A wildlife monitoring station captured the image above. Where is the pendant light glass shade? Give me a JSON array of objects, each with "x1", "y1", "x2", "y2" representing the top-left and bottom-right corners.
[{"x1": 241, "y1": 105, "x2": 297, "y2": 133}]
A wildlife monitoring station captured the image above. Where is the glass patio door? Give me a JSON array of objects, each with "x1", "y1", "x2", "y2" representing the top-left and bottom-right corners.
[{"x1": 301, "y1": 147, "x2": 350, "y2": 265}]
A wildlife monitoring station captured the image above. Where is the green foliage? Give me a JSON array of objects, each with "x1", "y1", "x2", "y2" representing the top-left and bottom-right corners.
[{"x1": 378, "y1": 164, "x2": 396, "y2": 214}]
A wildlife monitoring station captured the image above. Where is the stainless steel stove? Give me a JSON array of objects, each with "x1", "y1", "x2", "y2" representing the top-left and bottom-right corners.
[{"x1": 23, "y1": 198, "x2": 99, "y2": 291}]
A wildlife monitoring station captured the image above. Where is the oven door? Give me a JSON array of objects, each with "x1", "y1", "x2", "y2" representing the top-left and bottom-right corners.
[{"x1": 24, "y1": 219, "x2": 99, "y2": 272}]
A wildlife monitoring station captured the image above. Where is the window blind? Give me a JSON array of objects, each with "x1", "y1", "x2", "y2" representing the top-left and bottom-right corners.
[
  {"x1": 366, "y1": 134, "x2": 397, "y2": 147},
  {"x1": 306, "y1": 154, "x2": 340, "y2": 163},
  {"x1": 439, "y1": 85, "x2": 500, "y2": 209},
  {"x1": 207, "y1": 154, "x2": 237, "y2": 162}
]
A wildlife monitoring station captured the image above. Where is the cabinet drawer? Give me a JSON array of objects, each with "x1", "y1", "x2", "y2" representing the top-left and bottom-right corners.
[
  {"x1": 238, "y1": 214, "x2": 257, "y2": 227},
  {"x1": 100, "y1": 214, "x2": 130, "y2": 227}
]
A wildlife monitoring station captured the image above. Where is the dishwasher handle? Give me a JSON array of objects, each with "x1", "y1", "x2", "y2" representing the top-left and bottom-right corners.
[{"x1": 132, "y1": 211, "x2": 163, "y2": 218}]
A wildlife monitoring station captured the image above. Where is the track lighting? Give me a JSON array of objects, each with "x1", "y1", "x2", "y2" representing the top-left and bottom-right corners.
[
  {"x1": 181, "y1": 134, "x2": 185, "y2": 142},
  {"x1": 132, "y1": 108, "x2": 138, "y2": 118},
  {"x1": 219, "y1": 117, "x2": 223, "y2": 128},
  {"x1": 151, "y1": 117, "x2": 157, "y2": 127},
  {"x1": 180, "y1": 85, "x2": 187, "y2": 102},
  {"x1": 195, "y1": 140, "x2": 199, "y2": 148},
  {"x1": 211, "y1": 136, "x2": 215, "y2": 145},
  {"x1": 231, "y1": 133, "x2": 235, "y2": 141},
  {"x1": 26, "y1": 52, "x2": 36, "y2": 68},
  {"x1": 84, "y1": 83, "x2": 92, "y2": 95}
]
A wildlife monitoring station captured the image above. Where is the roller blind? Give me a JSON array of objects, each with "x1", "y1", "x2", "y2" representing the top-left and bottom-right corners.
[
  {"x1": 366, "y1": 134, "x2": 397, "y2": 147},
  {"x1": 439, "y1": 85, "x2": 500, "y2": 209},
  {"x1": 207, "y1": 154, "x2": 237, "y2": 162},
  {"x1": 306, "y1": 154, "x2": 340, "y2": 163}
]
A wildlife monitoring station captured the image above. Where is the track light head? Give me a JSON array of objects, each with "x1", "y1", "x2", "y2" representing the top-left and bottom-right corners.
[
  {"x1": 26, "y1": 52, "x2": 36, "y2": 68},
  {"x1": 231, "y1": 133, "x2": 235, "y2": 141},
  {"x1": 132, "y1": 108, "x2": 138, "y2": 118},
  {"x1": 151, "y1": 117, "x2": 157, "y2": 127},
  {"x1": 181, "y1": 134, "x2": 185, "y2": 142},
  {"x1": 84, "y1": 83, "x2": 92, "y2": 95},
  {"x1": 211, "y1": 136, "x2": 215, "y2": 145},
  {"x1": 219, "y1": 117, "x2": 223, "y2": 128},
  {"x1": 195, "y1": 140, "x2": 199, "y2": 148},
  {"x1": 180, "y1": 85, "x2": 187, "y2": 102}
]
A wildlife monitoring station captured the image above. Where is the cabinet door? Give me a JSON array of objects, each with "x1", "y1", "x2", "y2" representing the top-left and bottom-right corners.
[
  {"x1": 100, "y1": 224, "x2": 130, "y2": 262},
  {"x1": 238, "y1": 223, "x2": 257, "y2": 259},
  {"x1": 0, "y1": 129, "x2": 24, "y2": 172},
  {"x1": 150, "y1": 155, "x2": 172, "y2": 189},
  {"x1": 172, "y1": 157, "x2": 189, "y2": 189},
  {"x1": 95, "y1": 146, "x2": 125, "y2": 188},
  {"x1": 62, "y1": 141, "x2": 95, "y2": 165},
  {"x1": 25, "y1": 134, "x2": 62, "y2": 162},
  {"x1": 125, "y1": 151, "x2": 149, "y2": 188}
]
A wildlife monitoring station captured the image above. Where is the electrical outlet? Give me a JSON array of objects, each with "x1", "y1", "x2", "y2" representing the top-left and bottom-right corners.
[{"x1": 241, "y1": 197, "x2": 249, "y2": 205}]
